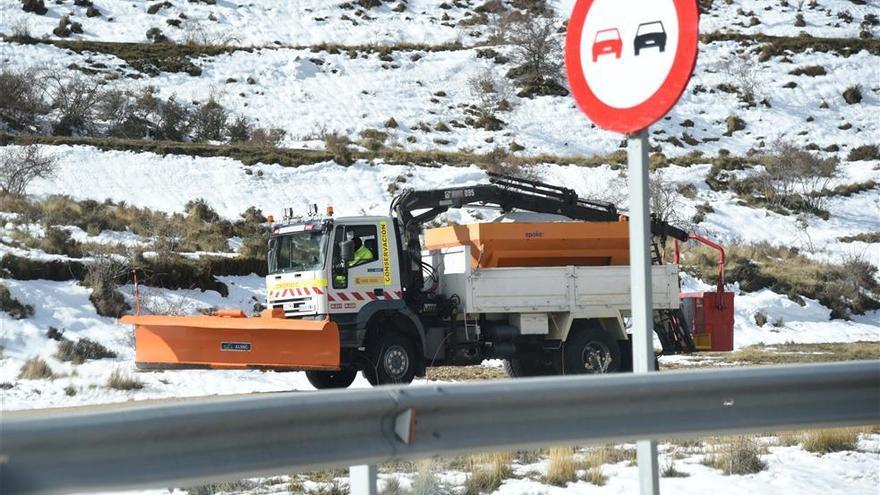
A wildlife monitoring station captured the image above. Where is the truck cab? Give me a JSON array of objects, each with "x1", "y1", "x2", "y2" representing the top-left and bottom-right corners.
[{"x1": 267, "y1": 216, "x2": 404, "y2": 321}]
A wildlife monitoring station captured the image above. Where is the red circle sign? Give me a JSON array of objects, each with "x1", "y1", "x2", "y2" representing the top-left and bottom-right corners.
[{"x1": 565, "y1": 0, "x2": 699, "y2": 134}]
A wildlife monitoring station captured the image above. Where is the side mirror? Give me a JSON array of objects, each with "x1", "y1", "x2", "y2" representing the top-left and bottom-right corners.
[{"x1": 340, "y1": 240, "x2": 355, "y2": 263}]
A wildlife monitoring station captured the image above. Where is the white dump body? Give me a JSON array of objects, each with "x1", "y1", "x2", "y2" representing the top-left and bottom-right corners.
[{"x1": 428, "y1": 246, "x2": 679, "y2": 317}]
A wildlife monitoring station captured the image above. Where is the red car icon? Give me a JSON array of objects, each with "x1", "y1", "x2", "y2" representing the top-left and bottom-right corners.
[{"x1": 592, "y1": 28, "x2": 623, "y2": 62}]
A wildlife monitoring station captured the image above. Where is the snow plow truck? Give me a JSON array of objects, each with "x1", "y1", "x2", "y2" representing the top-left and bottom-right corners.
[{"x1": 120, "y1": 174, "x2": 734, "y2": 388}]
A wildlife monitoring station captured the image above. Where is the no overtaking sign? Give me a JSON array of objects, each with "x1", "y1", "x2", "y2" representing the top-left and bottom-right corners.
[{"x1": 565, "y1": 0, "x2": 699, "y2": 134}]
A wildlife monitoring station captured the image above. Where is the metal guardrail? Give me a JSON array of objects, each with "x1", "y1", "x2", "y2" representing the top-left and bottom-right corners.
[{"x1": 2, "y1": 360, "x2": 878, "y2": 495}]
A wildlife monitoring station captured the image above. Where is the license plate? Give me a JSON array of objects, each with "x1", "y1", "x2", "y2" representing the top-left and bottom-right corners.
[{"x1": 283, "y1": 302, "x2": 313, "y2": 312}]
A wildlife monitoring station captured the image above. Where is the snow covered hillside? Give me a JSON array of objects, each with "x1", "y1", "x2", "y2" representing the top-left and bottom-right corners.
[{"x1": 0, "y1": 0, "x2": 877, "y2": 411}]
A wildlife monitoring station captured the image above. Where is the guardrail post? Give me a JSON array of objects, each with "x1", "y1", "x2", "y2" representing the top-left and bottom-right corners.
[
  {"x1": 628, "y1": 128, "x2": 661, "y2": 495},
  {"x1": 350, "y1": 464, "x2": 377, "y2": 495}
]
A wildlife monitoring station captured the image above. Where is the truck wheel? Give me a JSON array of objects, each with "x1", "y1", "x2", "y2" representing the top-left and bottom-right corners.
[
  {"x1": 306, "y1": 369, "x2": 357, "y2": 390},
  {"x1": 503, "y1": 358, "x2": 556, "y2": 378},
  {"x1": 362, "y1": 331, "x2": 417, "y2": 386},
  {"x1": 562, "y1": 326, "x2": 621, "y2": 374}
]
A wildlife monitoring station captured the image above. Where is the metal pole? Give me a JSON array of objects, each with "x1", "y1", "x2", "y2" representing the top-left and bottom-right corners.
[
  {"x1": 627, "y1": 128, "x2": 660, "y2": 495},
  {"x1": 350, "y1": 464, "x2": 377, "y2": 495}
]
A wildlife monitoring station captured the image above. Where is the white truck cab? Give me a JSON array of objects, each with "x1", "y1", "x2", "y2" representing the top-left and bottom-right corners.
[{"x1": 267, "y1": 216, "x2": 406, "y2": 318}]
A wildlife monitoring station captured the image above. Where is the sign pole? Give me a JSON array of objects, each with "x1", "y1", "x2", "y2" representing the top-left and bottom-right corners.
[{"x1": 627, "y1": 128, "x2": 660, "y2": 495}]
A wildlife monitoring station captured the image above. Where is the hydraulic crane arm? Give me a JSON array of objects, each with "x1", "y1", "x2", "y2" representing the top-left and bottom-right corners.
[{"x1": 391, "y1": 173, "x2": 688, "y2": 242}]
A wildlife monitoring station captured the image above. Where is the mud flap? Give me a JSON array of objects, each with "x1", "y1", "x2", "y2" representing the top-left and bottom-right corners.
[{"x1": 119, "y1": 309, "x2": 340, "y2": 371}]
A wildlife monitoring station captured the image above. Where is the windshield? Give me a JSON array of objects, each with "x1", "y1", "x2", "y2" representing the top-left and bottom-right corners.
[
  {"x1": 637, "y1": 22, "x2": 664, "y2": 35},
  {"x1": 595, "y1": 29, "x2": 620, "y2": 42},
  {"x1": 268, "y1": 229, "x2": 329, "y2": 274}
]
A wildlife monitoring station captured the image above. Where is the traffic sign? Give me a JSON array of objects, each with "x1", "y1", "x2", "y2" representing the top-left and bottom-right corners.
[{"x1": 565, "y1": 0, "x2": 699, "y2": 134}]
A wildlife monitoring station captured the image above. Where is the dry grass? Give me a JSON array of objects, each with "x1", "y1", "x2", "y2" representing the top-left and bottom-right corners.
[
  {"x1": 661, "y1": 454, "x2": 690, "y2": 478},
  {"x1": 426, "y1": 366, "x2": 507, "y2": 381},
  {"x1": 544, "y1": 447, "x2": 578, "y2": 486},
  {"x1": 106, "y1": 368, "x2": 144, "y2": 390},
  {"x1": 662, "y1": 342, "x2": 880, "y2": 370},
  {"x1": 719, "y1": 342, "x2": 880, "y2": 366},
  {"x1": 590, "y1": 444, "x2": 637, "y2": 465},
  {"x1": 410, "y1": 460, "x2": 452, "y2": 495},
  {"x1": 18, "y1": 356, "x2": 55, "y2": 380},
  {"x1": 463, "y1": 452, "x2": 513, "y2": 495},
  {"x1": 702, "y1": 436, "x2": 767, "y2": 475},
  {"x1": 799, "y1": 428, "x2": 860, "y2": 454},
  {"x1": 380, "y1": 476, "x2": 407, "y2": 495},
  {"x1": 680, "y1": 242, "x2": 880, "y2": 319}
]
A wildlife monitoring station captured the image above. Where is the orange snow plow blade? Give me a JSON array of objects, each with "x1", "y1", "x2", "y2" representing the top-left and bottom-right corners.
[{"x1": 119, "y1": 309, "x2": 340, "y2": 371}]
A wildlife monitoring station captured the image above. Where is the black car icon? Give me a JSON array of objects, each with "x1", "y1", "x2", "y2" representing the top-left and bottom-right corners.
[{"x1": 634, "y1": 21, "x2": 667, "y2": 56}]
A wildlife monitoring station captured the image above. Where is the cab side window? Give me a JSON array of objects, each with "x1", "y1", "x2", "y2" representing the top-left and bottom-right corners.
[{"x1": 331, "y1": 225, "x2": 379, "y2": 288}]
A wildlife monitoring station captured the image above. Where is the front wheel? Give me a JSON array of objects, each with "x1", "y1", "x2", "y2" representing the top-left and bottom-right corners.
[
  {"x1": 362, "y1": 331, "x2": 417, "y2": 386},
  {"x1": 306, "y1": 369, "x2": 357, "y2": 390},
  {"x1": 562, "y1": 325, "x2": 621, "y2": 375}
]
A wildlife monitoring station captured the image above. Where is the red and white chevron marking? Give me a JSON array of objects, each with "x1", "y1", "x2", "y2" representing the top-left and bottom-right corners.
[
  {"x1": 268, "y1": 287, "x2": 324, "y2": 300},
  {"x1": 328, "y1": 291, "x2": 403, "y2": 302}
]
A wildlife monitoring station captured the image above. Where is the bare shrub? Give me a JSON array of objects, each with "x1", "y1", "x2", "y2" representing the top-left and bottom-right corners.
[
  {"x1": 842, "y1": 85, "x2": 862, "y2": 104},
  {"x1": 156, "y1": 96, "x2": 192, "y2": 141},
  {"x1": 506, "y1": 14, "x2": 567, "y2": 97},
  {"x1": 650, "y1": 170, "x2": 689, "y2": 229},
  {"x1": 0, "y1": 144, "x2": 57, "y2": 196},
  {"x1": 56, "y1": 337, "x2": 116, "y2": 364},
  {"x1": 41, "y1": 71, "x2": 103, "y2": 135},
  {"x1": 19, "y1": 356, "x2": 55, "y2": 379},
  {"x1": 480, "y1": 146, "x2": 532, "y2": 179},
  {"x1": 182, "y1": 22, "x2": 241, "y2": 47},
  {"x1": 84, "y1": 253, "x2": 131, "y2": 318},
  {"x1": 760, "y1": 141, "x2": 838, "y2": 212},
  {"x1": 107, "y1": 368, "x2": 144, "y2": 390},
  {"x1": 185, "y1": 198, "x2": 220, "y2": 224},
  {"x1": 703, "y1": 436, "x2": 767, "y2": 475},
  {"x1": 35, "y1": 227, "x2": 83, "y2": 258},
  {"x1": 0, "y1": 283, "x2": 34, "y2": 319},
  {"x1": 723, "y1": 52, "x2": 760, "y2": 105},
  {"x1": 847, "y1": 144, "x2": 879, "y2": 161},
  {"x1": 468, "y1": 68, "x2": 513, "y2": 130},
  {"x1": 192, "y1": 97, "x2": 228, "y2": 141},
  {"x1": 323, "y1": 131, "x2": 354, "y2": 165},
  {"x1": 0, "y1": 67, "x2": 46, "y2": 130},
  {"x1": 227, "y1": 115, "x2": 250, "y2": 143},
  {"x1": 249, "y1": 126, "x2": 286, "y2": 148}
]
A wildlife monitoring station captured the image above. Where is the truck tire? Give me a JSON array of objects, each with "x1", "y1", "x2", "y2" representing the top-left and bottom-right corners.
[
  {"x1": 562, "y1": 326, "x2": 621, "y2": 374},
  {"x1": 503, "y1": 358, "x2": 557, "y2": 378},
  {"x1": 362, "y1": 331, "x2": 417, "y2": 386},
  {"x1": 306, "y1": 369, "x2": 357, "y2": 390}
]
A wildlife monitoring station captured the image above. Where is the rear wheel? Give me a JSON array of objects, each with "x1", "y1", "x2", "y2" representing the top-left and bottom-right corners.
[
  {"x1": 503, "y1": 357, "x2": 557, "y2": 378},
  {"x1": 362, "y1": 331, "x2": 417, "y2": 386},
  {"x1": 562, "y1": 325, "x2": 621, "y2": 375},
  {"x1": 306, "y1": 369, "x2": 357, "y2": 390}
]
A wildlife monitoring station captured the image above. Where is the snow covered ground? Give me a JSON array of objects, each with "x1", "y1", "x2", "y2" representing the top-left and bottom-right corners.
[
  {"x1": 2, "y1": 0, "x2": 877, "y2": 45},
  {"x1": 1, "y1": 37, "x2": 876, "y2": 158}
]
